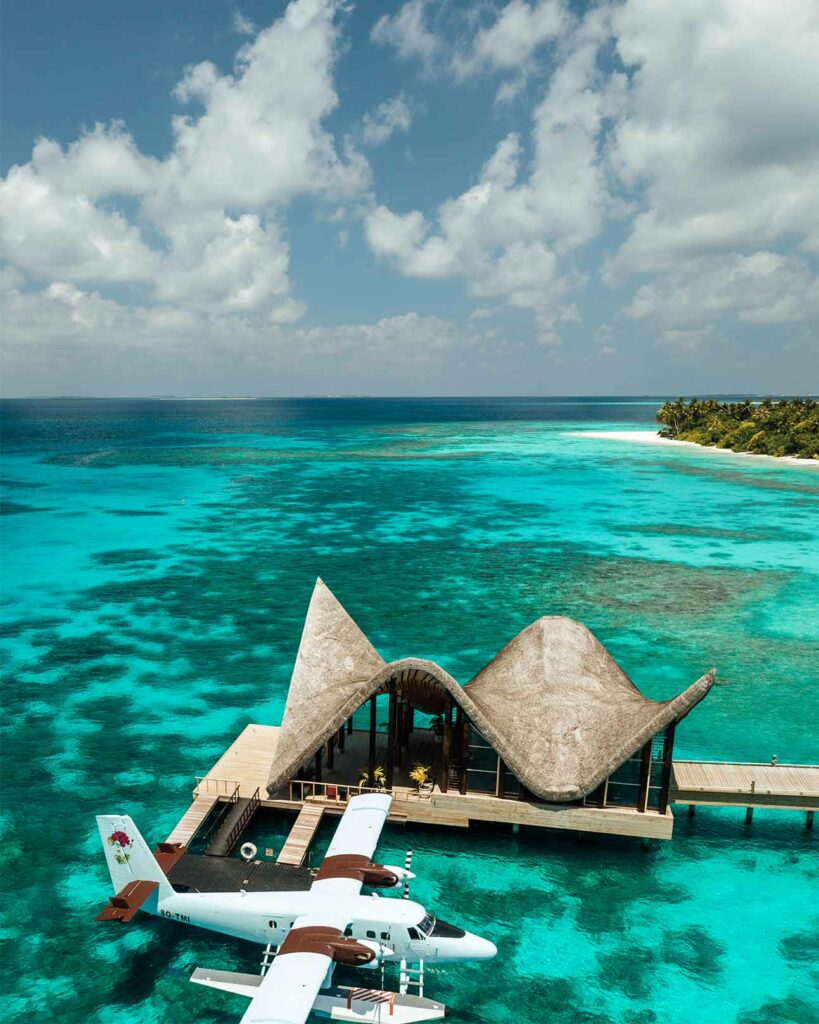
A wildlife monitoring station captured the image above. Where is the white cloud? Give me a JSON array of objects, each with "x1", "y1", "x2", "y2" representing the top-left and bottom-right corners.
[
  {"x1": 371, "y1": 0, "x2": 443, "y2": 69},
  {"x1": 0, "y1": 275, "x2": 482, "y2": 371},
  {"x1": 606, "y1": 0, "x2": 819, "y2": 278},
  {"x1": 0, "y1": 157, "x2": 158, "y2": 284},
  {"x1": 0, "y1": 0, "x2": 368, "y2": 325},
  {"x1": 453, "y1": 0, "x2": 567, "y2": 79},
  {"x1": 374, "y1": 0, "x2": 569, "y2": 85},
  {"x1": 361, "y1": 95, "x2": 414, "y2": 146},
  {"x1": 626, "y1": 252, "x2": 819, "y2": 329},
  {"x1": 233, "y1": 11, "x2": 255, "y2": 36},
  {"x1": 366, "y1": 11, "x2": 612, "y2": 341}
]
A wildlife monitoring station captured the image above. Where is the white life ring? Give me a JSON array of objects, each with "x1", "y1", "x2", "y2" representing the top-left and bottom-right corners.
[{"x1": 240, "y1": 842, "x2": 257, "y2": 862}]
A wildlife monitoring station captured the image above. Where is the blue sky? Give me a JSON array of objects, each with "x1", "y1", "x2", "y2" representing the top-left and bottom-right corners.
[{"x1": 1, "y1": 0, "x2": 817, "y2": 396}]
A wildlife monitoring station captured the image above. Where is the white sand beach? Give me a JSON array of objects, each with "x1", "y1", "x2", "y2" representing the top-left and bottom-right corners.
[{"x1": 567, "y1": 430, "x2": 819, "y2": 468}]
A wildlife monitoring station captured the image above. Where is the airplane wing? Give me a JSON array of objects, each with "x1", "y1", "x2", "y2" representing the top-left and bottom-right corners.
[
  {"x1": 238, "y1": 912, "x2": 350, "y2": 1024},
  {"x1": 311, "y1": 792, "x2": 393, "y2": 896}
]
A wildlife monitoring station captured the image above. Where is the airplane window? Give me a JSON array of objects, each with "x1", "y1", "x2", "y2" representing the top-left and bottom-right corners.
[
  {"x1": 269, "y1": 920, "x2": 277, "y2": 928},
  {"x1": 366, "y1": 930, "x2": 376, "y2": 938},
  {"x1": 416, "y1": 914, "x2": 436, "y2": 937},
  {"x1": 381, "y1": 932, "x2": 390, "y2": 941},
  {"x1": 407, "y1": 928, "x2": 420, "y2": 940},
  {"x1": 344, "y1": 926, "x2": 353, "y2": 937}
]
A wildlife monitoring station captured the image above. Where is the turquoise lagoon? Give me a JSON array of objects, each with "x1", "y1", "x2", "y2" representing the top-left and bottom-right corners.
[{"x1": 0, "y1": 397, "x2": 817, "y2": 1024}]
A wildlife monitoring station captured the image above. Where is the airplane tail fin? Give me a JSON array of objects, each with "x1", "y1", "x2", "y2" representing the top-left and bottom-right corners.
[{"x1": 97, "y1": 814, "x2": 174, "y2": 902}]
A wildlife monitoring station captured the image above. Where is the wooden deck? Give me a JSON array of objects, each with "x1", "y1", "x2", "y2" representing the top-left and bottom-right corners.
[
  {"x1": 201, "y1": 723, "x2": 280, "y2": 799},
  {"x1": 276, "y1": 804, "x2": 325, "y2": 866},
  {"x1": 166, "y1": 794, "x2": 218, "y2": 845},
  {"x1": 166, "y1": 726, "x2": 819, "y2": 851},
  {"x1": 671, "y1": 761, "x2": 819, "y2": 810}
]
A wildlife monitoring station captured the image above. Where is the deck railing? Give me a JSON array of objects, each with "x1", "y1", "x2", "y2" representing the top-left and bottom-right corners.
[
  {"x1": 289, "y1": 779, "x2": 387, "y2": 804},
  {"x1": 197, "y1": 783, "x2": 240, "y2": 850},
  {"x1": 194, "y1": 776, "x2": 241, "y2": 798},
  {"x1": 222, "y1": 787, "x2": 261, "y2": 857}
]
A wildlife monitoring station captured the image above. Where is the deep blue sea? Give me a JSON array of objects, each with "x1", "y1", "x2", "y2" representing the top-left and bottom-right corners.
[{"x1": 1, "y1": 398, "x2": 817, "y2": 1024}]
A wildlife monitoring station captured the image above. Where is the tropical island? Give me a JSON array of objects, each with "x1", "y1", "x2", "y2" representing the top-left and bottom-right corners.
[{"x1": 657, "y1": 397, "x2": 819, "y2": 459}]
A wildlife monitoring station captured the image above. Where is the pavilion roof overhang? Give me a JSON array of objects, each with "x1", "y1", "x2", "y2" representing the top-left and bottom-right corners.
[{"x1": 266, "y1": 579, "x2": 715, "y2": 802}]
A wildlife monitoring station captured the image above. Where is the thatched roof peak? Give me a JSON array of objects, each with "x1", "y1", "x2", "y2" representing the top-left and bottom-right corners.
[{"x1": 266, "y1": 579, "x2": 715, "y2": 801}]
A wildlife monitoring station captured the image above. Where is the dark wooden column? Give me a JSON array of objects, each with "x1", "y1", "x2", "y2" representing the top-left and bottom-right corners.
[
  {"x1": 406, "y1": 704, "x2": 414, "y2": 735},
  {"x1": 394, "y1": 697, "x2": 404, "y2": 769},
  {"x1": 347, "y1": 717, "x2": 353, "y2": 736},
  {"x1": 368, "y1": 695, "x2": 377, "y2": 787},
  {"x1": 658, "y1": 722, "x2": 676, "y2": 814},
  {"x1": 326, "y1": 735, "x2": 334, "y2": 770},
  {"x1": 337, "y1": 725, "x2": 345, "y2": 752},
  {"x1": 441, "y1": 694, "x2": 453, "y2": 793},
  {"x1": 386, "y1": 680, "x2": 397, "y2": 790},
  {"x1": 497, "y1": 757, "x2": 506, "y2": 799},
  {"x1": 314, "y1": 748, "x2": 322, "y2": 783},
  {"x1": 637, "y1": 739, "x2": 653, "y2": 813},
  {"x1": 459, "y1": 711, "x2": 470, "y2": 795}
]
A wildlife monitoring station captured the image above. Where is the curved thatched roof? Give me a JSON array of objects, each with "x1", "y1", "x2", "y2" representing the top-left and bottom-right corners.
[{"x1": 267, "y1": 579, "x2": 715, "y2": 802}]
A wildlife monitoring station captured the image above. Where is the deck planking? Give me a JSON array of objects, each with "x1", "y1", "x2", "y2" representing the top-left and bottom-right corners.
[
  {"x1": 671, "y1": 760, "x2": 819, "y2": 809},
  {"x1": 166, "y1": 725, "x2": 818, "y2": 848},
  {"x1": 166, "y1": 794, "x2": 218, "y2": 846},
  {"x1": 276, "y1": 804, "x2": 324, "y2": 865}
]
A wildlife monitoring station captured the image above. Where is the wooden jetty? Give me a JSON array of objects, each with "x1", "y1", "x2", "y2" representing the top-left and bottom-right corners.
[
  {"x1": 276, "y1": 804, "x2": 324, "y2": 866},
  {"x1": 164, "y1": 726, "x2": 819, "y2": 861},
  {"x1": 671, "y1": 760, "x2": 818, "y2": 826}
]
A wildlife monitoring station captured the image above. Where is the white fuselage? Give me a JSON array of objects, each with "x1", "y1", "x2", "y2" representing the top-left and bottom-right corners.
[{"x1": 148, "y1": 889, "x2": 496, "y2": 964}]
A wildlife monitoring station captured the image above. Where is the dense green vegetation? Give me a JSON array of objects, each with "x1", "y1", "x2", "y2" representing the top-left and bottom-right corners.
[{"x1": 657, "y1": 398, "x2": 819, "y2": 459}]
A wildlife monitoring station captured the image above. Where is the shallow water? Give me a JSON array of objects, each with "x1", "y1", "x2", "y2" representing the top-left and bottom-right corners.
[{"x1": 1, "y1": 398, "x2": 817, "y2": 1024}]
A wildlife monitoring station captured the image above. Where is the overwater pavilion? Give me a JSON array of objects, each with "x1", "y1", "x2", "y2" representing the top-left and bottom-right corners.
[{"x1": 260, "y1": 580, "x2": 716, "y2": 840}]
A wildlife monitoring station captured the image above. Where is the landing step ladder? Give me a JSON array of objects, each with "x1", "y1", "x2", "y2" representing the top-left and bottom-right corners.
[
  {"x1": 399, "y1": 958, "x2": 425, "y2": 998},
  {"x1": 260, "y1": 943, "x2": 277, "y2": 976}
]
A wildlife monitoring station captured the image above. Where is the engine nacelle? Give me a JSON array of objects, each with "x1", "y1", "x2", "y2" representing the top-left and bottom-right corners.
[
  {"x1": 357, "y1": 939, "x2": 394, "y2": 967},
  {"x1": 380, "y1": 865, "x2": 416, "y2": 888},
  {"x1": 315, "y1": 854, "x2": 412, "y2": 889}
]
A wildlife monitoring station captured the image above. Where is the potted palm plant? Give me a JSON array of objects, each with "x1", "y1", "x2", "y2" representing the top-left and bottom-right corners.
[
  {"x1": 358, "y1": 765, "x2": 387, "y2": 790},
  {"x1": 409, "y1": 763, "x2": 433, "y2": 794}
]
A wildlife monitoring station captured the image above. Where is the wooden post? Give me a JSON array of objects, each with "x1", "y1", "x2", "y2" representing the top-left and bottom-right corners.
[
  {"x1": 368, "y1": 695, "x2": 377, "y2": 787},
  {"x1": 386, "y1": 680, "x2": 396, "y2": 790},
  {"x1": 406, "y1": 704, "x2": 414, "y2": 735},
  {"x1": 395, "y1": 697, "x2": 403, "y2": 768},
  {"x1": 658, "y1": 722, "x2": 676, "y2": 814},
  {"x1": 459, "y1": 711, "x2": 469, "y2": 795},
  {"x1": 347, "y1": 717, "x2": 353, "y2": 735},
  {"x1": 806, "y1": 811, "x2": 814, "y2": 830},
  {"x1": 638, "y1": 740, "x2": 653, "y2": 813},
  {"x1": 496, "y1": 757, "x2": 505, "y2": 799},
  {"x1": 688, "y1": 804, "x2": 696, "y2": 817},
  {"x1": 441, "y1": 694, "x2": 452, "y2": 793},
  {"x1": 517, "y1": 783, "x2": 528, "y2": 802},
  {"x1": 337, "y1": 725, "x2": 345, "y2": 752},
  {"x1": 326, "y1": 735, "x2": 334, "y2": 771},
  {"x1": 315, "y1": 748, "x2": 322, "y2": 783},
  {"x1": 745, "y1": 806, "x2": 754, "y2": 824}
]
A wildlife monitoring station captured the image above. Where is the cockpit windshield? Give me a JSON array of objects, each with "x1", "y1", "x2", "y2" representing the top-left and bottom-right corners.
[{"x1": 416, "y1": 913, "x2": 436, "y2": 937}]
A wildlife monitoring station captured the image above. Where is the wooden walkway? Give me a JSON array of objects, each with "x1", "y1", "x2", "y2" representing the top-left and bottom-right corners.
[
  {"x1": 203, "y1": 724, "x2": 280, "y2": 798},
  {"x1": 166, "y1": 794, "x2": 218, "y2": 846},
  {"x1": 276, "y1": 804, "x2": 324, "y2": 866},
  {"x1": 671, "y1": 761, "x2": 819, "y2": 814},
  {"x1": 165, "y1": 725, "x2": 819, "y2": 849}
]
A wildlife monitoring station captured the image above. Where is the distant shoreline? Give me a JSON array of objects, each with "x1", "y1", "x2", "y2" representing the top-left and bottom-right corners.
[{"x1": 568, "y1": 430, "x2": 819, "y2": 469}]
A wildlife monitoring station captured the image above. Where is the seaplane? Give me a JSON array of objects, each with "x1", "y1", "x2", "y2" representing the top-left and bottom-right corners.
[{"x1": 96, "y1": 793, "x2": 496, "y2": 1024}]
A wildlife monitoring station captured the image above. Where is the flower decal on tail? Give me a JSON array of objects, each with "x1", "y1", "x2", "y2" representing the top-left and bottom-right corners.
[{"x1": 108, "y1": 830, "x2": 132, "y2": 864}]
